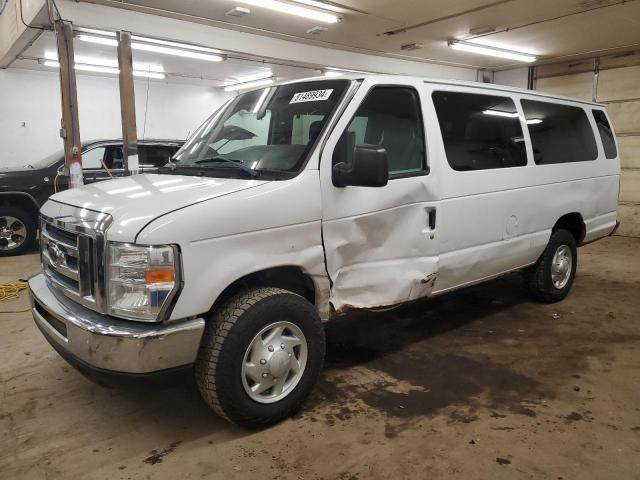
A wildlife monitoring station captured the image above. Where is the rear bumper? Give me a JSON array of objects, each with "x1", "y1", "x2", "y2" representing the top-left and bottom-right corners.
[{"x1": 29, "y1": 273, "x2": 205, "y2": 375}]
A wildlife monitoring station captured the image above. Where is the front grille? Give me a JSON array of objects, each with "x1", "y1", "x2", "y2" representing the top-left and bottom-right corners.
[{"x1": 40, "y1": 206, "x2": 112, "y2": 313}]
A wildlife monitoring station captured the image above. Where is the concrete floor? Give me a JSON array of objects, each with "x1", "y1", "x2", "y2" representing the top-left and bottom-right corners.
[{"x1": 1, "y1": 236, "x2": 639, "y2": 479}]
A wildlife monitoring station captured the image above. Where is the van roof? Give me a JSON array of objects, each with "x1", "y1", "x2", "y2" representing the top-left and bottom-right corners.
[{"x1": 278, "y1": 74, "x2": 604, "y2": 108}]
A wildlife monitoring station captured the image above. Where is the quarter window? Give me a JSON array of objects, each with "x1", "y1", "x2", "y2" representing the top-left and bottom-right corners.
[
  {"x1": 592, "y1": 109, "x2": 617, "y2": 159},
  {"x1": 334, "y1": 87, "x2": 427, "y2": 177},
  {"x1": 521, "y1": 100, "x2": 598, "y2": 164},
  {"x1": 432, "y1": 91, "x2": 527, "y2": 171}
]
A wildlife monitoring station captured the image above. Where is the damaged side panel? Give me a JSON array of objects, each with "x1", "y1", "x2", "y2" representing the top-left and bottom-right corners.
[{"x1": 322, "y1": 195, "x2": 439, "y2": 312}]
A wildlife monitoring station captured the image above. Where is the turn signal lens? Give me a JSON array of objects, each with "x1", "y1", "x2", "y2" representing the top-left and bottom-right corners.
[{"x1": 145, "y1": 268, "x2": 175, "y2": 284}]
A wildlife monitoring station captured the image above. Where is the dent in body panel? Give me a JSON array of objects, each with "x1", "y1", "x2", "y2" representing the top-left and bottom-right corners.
[
  {"x1": 134, "y1": 171, "x2": 329, "y2": 320},
  {"x1": 324, "y1": 201, "x2": 438, "y2": 311}
]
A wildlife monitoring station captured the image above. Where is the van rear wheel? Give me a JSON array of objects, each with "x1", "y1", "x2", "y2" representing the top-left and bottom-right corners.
[
  {"x1": 195, "y1": 287, "x2": 325, "y2": 428},
  {"x1": 524, "y1": 229, "x2": 577, "y2": 303}
]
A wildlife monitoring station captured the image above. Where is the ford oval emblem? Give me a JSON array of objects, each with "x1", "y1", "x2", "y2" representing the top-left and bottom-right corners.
[{"x1": 47, "y1": 242, "x2": 66, "y2": 266}]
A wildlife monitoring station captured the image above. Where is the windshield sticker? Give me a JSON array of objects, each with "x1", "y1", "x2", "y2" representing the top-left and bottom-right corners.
[{"x1": 290, "y1": 89, "x2": 333, "y2": 104}]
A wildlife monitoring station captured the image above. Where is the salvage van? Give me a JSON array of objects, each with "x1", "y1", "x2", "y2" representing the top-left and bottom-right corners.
[{"x1": 29, "y1": 75, "x2": 620, "y2": 428}]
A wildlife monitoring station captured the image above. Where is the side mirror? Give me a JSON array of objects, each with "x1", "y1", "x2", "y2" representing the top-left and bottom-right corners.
[{"x1": 332, "y1": 144, "x2": 389, "y2": 188}]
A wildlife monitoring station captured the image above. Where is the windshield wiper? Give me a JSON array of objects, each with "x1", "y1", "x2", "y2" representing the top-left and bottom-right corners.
[{"x1": 194, "y1": 157, "x2": 260, "y2": 177}]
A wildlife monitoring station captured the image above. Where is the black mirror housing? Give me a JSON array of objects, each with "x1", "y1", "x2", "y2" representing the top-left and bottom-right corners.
[{"x1": 332, "y1": 144, "x2": 389, "y2": 188}]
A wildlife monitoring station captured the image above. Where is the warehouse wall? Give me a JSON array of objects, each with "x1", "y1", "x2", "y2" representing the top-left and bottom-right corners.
[
  {"x1": 0, "y1": 68, "x2": 230, "y2": 168},
  {"x1": 493, "y1": 67, "x2": 529, "y2": 88},
  {"x1": 535, "y1": 53, "x2": 640, "y2": 237}
]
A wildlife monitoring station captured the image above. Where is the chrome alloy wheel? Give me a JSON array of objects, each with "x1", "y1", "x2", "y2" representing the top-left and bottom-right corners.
[
  {"x1": 0, "y1": 216, "x2": 27, "y2": 251},
  {"x1": 551, "y1": 244, "x2": 572, "y2": 289},
  {"x1": 241, "y1": 321, "x2": 308, "y2": 404}
]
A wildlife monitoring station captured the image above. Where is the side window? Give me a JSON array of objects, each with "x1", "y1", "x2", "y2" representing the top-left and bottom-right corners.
[
  {"x1": 334, "y1": 86, "x2": 426, "y2": 177},
  {"x1": 521, "y1": 100, "x2": 598, "y2": 164},
  {"x1": 592, "y1": 109, "x2": 617, "y2": 159},
  {"x1": 104, "y1": 146, "x2": 124, "y2": 170},
  {"x1": 432, "y1": 91, "x2": 527, "y2": 171},
  {"x1": 139, "y1": 145, "x2": 177, "y2": 167},
  {"x1": 82, "y1": 147, "x2": 107, "y2": 169}
]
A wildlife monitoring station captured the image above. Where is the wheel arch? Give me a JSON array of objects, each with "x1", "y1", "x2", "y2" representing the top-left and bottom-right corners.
[
  {"x1": 0, "y1": 192, "x2": 41, "y2": 223},
  {"x1": 208, "y1": 265, "x2": 319, "y2": 316},
  {"x1": 553, "y1": 212, "x2": 586, "y2": 246}
]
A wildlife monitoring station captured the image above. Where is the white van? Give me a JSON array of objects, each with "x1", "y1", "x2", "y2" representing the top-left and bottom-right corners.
[{"x1": 29, "y1": 75, "x2": 620, "y2": 428}]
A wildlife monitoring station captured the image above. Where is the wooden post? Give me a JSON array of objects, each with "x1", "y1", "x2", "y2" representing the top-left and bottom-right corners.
[
  {"x1": 117, "y1": 31, "x2": 138, "y2": 175},
  {"x1": 55, "y1": 20, "x2": 83, "y2": 188}
]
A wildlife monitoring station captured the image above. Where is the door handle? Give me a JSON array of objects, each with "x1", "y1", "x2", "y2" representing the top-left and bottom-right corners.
[{"x1": 428, "y1": 209, "x2": 436, "y2": 230}]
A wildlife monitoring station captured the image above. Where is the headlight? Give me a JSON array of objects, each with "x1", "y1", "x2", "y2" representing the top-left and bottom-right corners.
[{"x1": 107, "y1": 242, "x2": 180, "y2": 322}]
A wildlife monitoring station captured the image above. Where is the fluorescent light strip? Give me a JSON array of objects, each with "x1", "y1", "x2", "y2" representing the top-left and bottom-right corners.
[
  {"x1": 449, "y1": 39, "x2": 536, "y2": 63},
  {"x1": 224, "y1": 78, "x2": 275, "y2": 92},
  {"x1": 223, "y1": 71, "x2": 273, "y2": 86},
  {"x1": 76, "y1": 28, "x2": 222, "y2": 53},
  {"x1": 45, "y1": 52, "x2": 164, "y2": 73},
  {"x1": 526, "y1": 119, "x2": 543, "y2": 125},
  {"x1": 75, "y1": 27, "x2": 116, "y2": 37},
  {"x1": 292, "y1": 0, "x2": 344, "y2": 13},
  {"x1": 77, "y1": 35, "x2": 224, "y2": 62},
  {"x1": 236, "y1": 0, "x2": 340, "y2": 23},
  {"x1": 131, "y1": 42, "x2": 223, "y2": 61},
  {"x1": 77, "y1": 34, "x2": 118, "y2": 46},
  {"x1": 130, "y1": 35, "x2": 222, "y2": 54},
  {"x1": 42, "y1": 60, "x2": 166, "y2": 79}
]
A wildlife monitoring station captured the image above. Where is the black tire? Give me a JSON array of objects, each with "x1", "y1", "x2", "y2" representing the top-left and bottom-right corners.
[
  {"x1": 195, "y1": 287, "x2": 325, "y2": 428},
  {"x1": 0, "y1": 206, "x2": 37, "y2": 257},
  {"x1": 524, "y1": 229, "x2": 577, "y2": 303}
]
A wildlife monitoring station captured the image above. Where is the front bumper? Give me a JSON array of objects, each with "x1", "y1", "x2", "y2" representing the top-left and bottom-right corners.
[{"x1": 29, "y1": 273, "x2": 205, "y2": 376}]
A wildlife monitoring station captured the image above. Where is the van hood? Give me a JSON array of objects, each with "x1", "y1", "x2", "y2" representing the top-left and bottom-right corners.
[{"x1": 48, "y1": 174, "x2": 267, "y2": 241}]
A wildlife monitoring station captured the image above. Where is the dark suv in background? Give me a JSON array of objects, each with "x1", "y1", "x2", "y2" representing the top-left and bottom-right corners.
[{"x1": 0, "y1": 139, "x2": 183, "y2": 256}]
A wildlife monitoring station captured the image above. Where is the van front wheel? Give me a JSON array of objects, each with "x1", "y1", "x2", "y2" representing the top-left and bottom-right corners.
[
  {"x1": 195, "y1": 287, "x2": 325, "y2": 428},
  {"x1": 524, "y1": 229, "x2": 577, "y2": 303}
]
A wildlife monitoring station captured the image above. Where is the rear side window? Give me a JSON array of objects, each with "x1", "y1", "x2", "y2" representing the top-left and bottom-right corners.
[
  {"x1": 521, "y1": 100, "x2": 598, "y2": 164},
  {"x1": 432, "y1": 91, "x2": 527, "y2": 171},
  {"x1": 335, "y1": 86, "x2": 426, "y2": 178},
  {"x1": 592, "y1": 109, "x2": 617, "y2": 159}
]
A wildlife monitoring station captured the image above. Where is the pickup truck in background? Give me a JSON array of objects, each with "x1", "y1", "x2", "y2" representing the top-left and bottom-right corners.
[{"x1": 0, "y1": 139, "x2": 183, "y2": 256}]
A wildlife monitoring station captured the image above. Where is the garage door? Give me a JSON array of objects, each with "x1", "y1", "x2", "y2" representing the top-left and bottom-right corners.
[{"x1": 536, "y1": 55, "x2": 640, "y2": 237}]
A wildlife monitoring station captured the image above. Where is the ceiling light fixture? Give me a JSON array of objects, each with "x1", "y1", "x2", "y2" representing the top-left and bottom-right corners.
[
  {"x1": 44, "y1": 52, "x2": 165, "y2": 73},
  {"x1": 292, "y1": 0, "x2": 345, "y2": 13},
  {"x1": 41, "y1": 59, "x2": 166, "y2": 79},
  {"x1": 236, "y1": 0, "x2": 340, "y2": 23},
  {"x1": 130, "y1": 35, "x2": 223, "y2": 54},
  {"x1": 448, "y1": 39, "x2": 537, "y2": 63},
  {"x1": 77, "y1": 34, "x2": 224, "y2": 62},
  {"x1": 223, "y1": 71, "x2": 273, "y2": 86},
  {"x1": 224, "y1": 77, "x2": 275, "y2": 92}
]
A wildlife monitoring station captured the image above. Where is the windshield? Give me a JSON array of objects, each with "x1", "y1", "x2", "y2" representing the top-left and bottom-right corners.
[
  {"x1": 29, "y1": 149, "x2": 64, "y2": 169},
  {"x1": 173, "y1": 80, "x2": 349, "y2": 178}
]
